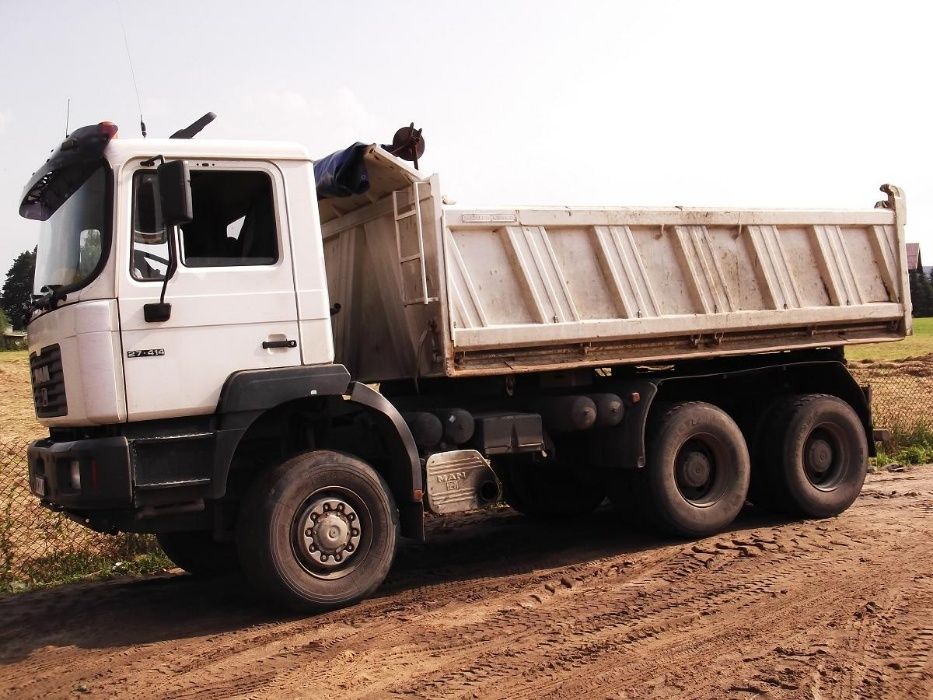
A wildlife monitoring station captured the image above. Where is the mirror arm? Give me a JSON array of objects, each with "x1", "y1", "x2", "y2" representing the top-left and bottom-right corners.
[
  {"x1": 144, "y1": 225, "x2": 178, "y2": 323},
  {"x1": 159, "y1": 225, "x2": 179, "y2": 305}
]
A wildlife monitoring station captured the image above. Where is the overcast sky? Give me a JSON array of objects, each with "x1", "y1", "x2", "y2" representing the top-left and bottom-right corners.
[{"x1": 1, "y1": 0, "x2": 931, "y2": 278}]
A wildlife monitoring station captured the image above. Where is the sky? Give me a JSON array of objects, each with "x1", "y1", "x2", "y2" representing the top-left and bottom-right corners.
[{"x1": 1, "y1": 0, "x2": 932, "y2": 278}]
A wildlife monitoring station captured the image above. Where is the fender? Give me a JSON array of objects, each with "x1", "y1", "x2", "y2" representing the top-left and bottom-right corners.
[
  {"x1": 652, "y1": 359, "x2": 874, "y2": 456},
  {"x1": 214, "y1": 364, "x2": 424, "y2": 539},
  {"x1": 594, "y1": 358, "x2": 872, "y2": 471},
  {"x1": 346, "y1": 382, "x2": 425, "y2": 540}
]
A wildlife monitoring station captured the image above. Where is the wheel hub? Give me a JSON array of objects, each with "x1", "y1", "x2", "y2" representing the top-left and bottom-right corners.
[
  {"x1": 806, "y1": 438, "x2": 833, "y2": 475},
  {"x1": 679, "y1": 451, "x2": 712, "y2": 489},
  {"x1": 299, "y1": 497, "x2": 362, "y2": 568}
]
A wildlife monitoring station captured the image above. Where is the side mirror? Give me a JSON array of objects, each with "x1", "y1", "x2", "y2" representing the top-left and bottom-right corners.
[{"x1": 157, "y1": 160, "x2": 193, "y2": 226}]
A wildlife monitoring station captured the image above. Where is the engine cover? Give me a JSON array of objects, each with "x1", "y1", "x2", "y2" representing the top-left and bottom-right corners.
[{"x1": 424, "y1": 450, "x2": 501, "y2": 515}]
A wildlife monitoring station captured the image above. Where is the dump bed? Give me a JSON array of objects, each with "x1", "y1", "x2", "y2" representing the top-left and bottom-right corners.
[{"x1": 320, "y1": 148, "x2": 910, "y2": 382}]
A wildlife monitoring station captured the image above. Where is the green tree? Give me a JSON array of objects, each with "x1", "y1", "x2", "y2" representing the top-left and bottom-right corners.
[
  {"x1": 0, "y1": 248, "x2": 37, "y2": 329},
  {"x1": 925, "y1": 270, "x2": 933, "y2": 317},
  {"x1": 0, "y1": 307, "x2": 8, "y2": 334},
  {"x1": 910, "y1": 269, "x2": 933, "y2": 317}
]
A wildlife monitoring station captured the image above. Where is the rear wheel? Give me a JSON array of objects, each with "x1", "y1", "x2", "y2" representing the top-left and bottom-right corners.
[
  {"x1": 754, "y1": 394, "x2": 867, "y2": 518},
  {"x1": 156, "y1": 531, "x2": 240, "y2": 577},
  {"x1": 611, "y1": 401, "x2": 750, "y2": 538},
  {"x1": 237, "y1": 450, "x2": 398, "y2": 612}
]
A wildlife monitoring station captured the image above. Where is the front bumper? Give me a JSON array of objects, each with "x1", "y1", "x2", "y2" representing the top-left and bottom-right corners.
[{"x1": 28, "y1": 436, "x2": 133, "y2": 509}]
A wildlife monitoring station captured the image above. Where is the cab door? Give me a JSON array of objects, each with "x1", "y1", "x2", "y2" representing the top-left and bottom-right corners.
[{"x1": 118, "y1": 161, "x2": 301, "y2": 422}]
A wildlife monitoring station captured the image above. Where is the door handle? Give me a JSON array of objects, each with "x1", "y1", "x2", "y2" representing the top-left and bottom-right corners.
[{"x1": 262, "y1": 339, "x2": 297, "y2": 349}]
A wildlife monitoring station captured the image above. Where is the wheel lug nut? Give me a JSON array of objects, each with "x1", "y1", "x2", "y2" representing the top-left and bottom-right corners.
[
  {"x1": 347, "y1": 513, "x2": 356, "y2": 522},
  {"x1": 320, "y1": 554, "x2": 329, "y2": 562},
  {"x1": 305, "y1": 527, "x2": 314, "y2": 537},
  {"x1": 336, "y1": 503, "x2": 345, "y2": 512},
  {"x1": 335, "y1": 554, "x2": 343, "y2": 562},
  {"x1": 346, "y1": 544, "x2": 354, "y2": 552}
]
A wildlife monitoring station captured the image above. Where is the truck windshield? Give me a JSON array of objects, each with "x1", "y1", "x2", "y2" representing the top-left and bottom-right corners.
[{"x1": 33, "y1": 164, "x2": 109, "y2": 296}]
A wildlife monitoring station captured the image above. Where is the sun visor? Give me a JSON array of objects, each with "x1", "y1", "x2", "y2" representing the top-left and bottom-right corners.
[{"x1": 19, "y1": 122, "x2": 117, "y2": 221}]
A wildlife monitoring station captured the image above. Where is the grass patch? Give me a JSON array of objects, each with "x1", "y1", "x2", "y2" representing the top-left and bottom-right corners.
[
  {"x1": 0, "y1": 534, "x2": 171, "y2": 595},
  {"x1": 847, "y1": 317, "x2": 933, "y2": 361},
  {"x1": 872, "y1": 424, "x2": 933, "y2": 470}
]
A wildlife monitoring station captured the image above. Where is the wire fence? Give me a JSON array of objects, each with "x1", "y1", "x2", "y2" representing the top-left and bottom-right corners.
[
  {"x1": 1, "y1": 364, "x2": 931, "y2": 592},
  {"x1": 0, "y1": 439, "x2": 163, "y2": 593},
  {"x1": 849, "y1": 356, "x2": 933, "y2": 436}
]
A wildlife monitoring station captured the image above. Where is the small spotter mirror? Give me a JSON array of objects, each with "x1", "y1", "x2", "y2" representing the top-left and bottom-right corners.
[{"x1": 157, "y1": 160, "x2": 193, "y2": 227}]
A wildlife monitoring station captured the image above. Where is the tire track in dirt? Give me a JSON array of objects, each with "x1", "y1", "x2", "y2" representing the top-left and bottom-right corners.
[{"x1": 1, "y1": 467, "x2": 932, "y2": 699}]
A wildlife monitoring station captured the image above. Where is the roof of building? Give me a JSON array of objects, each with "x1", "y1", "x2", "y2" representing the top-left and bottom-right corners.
[{"x1": 907, "y1": 242, "x2": 922, "y2": 271}]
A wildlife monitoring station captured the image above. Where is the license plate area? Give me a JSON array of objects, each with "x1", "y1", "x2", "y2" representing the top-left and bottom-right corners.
[{"x1": 32, "y1": 475, "x2": 46, "y2": 497}]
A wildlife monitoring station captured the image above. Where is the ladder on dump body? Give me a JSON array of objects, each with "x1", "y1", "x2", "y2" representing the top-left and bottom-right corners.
[{"x1": 393, "y1": 181, "x2": 438, "y2": 305}]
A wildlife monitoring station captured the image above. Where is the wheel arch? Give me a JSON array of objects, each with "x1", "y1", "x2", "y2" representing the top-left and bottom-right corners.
[
  {"x1": 652, "y1": 359, "x2": 874, "y2": 457},
  {"x1": 213, "y1": 365, "x2": 424, "y2": 540}
]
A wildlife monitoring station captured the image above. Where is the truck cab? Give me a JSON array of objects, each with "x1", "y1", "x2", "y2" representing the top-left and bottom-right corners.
[{"x1": 26, "y1": 125, "x2": 333, "y2": 427}]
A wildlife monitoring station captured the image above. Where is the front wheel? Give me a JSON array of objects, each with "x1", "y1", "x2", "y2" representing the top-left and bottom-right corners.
[{"x1": 237, "y1": 450, "x2": 399, "y2": 612}]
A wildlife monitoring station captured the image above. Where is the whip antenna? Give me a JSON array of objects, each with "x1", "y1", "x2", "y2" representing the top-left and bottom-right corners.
[
  {"x1": 115, "y1": 0, "x2": 147, "y2": 137},
  {"x1": 64, "y1": 98, "x2": 70, "y2": 137}
]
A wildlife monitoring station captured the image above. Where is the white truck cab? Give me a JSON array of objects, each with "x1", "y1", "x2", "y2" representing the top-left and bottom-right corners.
[{"x1": 27, "y1": 128, "x2": 334, "y2": 425}]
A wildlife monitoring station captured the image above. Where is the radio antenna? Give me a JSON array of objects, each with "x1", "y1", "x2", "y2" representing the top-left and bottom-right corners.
[
  {"x1": 115, "y1": 0, "x2": 147, "y2": 137},
  {"x1": 64, "y1": 98, "x2": 70, "y2": 137}
]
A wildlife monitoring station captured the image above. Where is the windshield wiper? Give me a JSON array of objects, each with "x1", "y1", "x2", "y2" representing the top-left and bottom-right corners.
[{"x1": 31, "y1": 285, "x2": 67, "y2": 313}]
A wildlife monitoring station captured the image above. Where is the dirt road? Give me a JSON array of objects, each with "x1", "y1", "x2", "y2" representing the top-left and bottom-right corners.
[{"x1": 1, "y1": 467, "x2": 931, "y2": 699}]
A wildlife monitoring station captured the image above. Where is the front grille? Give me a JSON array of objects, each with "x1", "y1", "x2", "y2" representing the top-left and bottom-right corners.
[{"x1": 30, "y1": 344, "x2": 67, "y2": 418}]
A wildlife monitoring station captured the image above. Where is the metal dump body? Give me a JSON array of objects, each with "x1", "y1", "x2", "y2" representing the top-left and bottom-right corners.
[{"x1": 321, "y1": 149, "x2": 910, "y2": 382}]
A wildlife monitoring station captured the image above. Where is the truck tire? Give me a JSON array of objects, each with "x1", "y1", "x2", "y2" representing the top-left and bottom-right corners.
[
  {"x1": 754, "y1": 394, "x2": 867, "y2": 518},
  {"x1": 612, "y1": 401, "x2": 750, "y2": 538},
  {"x1": 236, "y1": 450, "x2": 399, "y2": 612},
  {"x1": 156, "y1": 531, "x2": 240, "y2": 577}
]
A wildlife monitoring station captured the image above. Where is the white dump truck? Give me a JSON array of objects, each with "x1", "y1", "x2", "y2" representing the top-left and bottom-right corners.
[{"x1": 19, "y1": 117, "x2": 911, "y2": 610}]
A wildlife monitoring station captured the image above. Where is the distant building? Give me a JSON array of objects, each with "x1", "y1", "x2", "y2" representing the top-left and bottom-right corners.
[
  {"x1": 2, "y1": 330, "x2": 27, "y2": 350},
  {"x1": 906, "y1": 242, "x2": 922, "y2": 272}
]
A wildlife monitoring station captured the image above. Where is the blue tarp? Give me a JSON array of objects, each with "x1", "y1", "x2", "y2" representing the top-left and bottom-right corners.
[{"x1": 313, "y1": 143, "x2": 371, "y2": 200}]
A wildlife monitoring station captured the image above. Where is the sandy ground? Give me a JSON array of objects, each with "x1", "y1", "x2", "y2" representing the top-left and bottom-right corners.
[
  {"x1": 0, "y1": 352, "x2": 44, "y2": 443},
  {"x1": 0, "y1": 467, "x2": 930, "y2": 699}
]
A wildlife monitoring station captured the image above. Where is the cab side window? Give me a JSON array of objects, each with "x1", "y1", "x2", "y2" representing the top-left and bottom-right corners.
[
  {"x1": 180, "y1": 170, "x2": 278, "y2": 268},
  {"x1": 130, "y1": 169, "x2": 278, "y2": 281}
]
